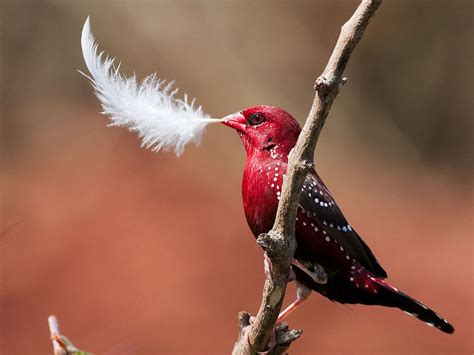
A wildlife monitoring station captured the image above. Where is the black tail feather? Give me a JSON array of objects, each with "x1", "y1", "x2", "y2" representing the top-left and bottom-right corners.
[{"x1": 377, "y1": 284, "x2": 454, "y2": 334}]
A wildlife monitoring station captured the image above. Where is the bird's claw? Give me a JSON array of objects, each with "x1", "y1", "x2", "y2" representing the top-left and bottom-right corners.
[{"x1": 292, "y1": 258, "x2": 327, "y2": 285}]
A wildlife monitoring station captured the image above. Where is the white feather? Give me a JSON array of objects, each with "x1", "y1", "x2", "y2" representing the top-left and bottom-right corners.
[{"x1": 80, "y1": 17, "x2": 218, "y2": 156}]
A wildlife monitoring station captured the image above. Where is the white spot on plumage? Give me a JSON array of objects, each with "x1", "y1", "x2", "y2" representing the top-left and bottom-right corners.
[
  {"x1": 325, "y1": 236, "x2": 330, "y2": 242},
  {"x1": 342, "y1": 226, "x2": 348, "y2": 232},
  {"x1": 315, "y1": 198, "x2": 319, "y2": 203}
]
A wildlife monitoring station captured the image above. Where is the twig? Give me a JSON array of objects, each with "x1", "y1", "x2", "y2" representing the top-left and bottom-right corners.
[
  {"x1": 48, "y1": 315, "x2": 91, "y2": 354},
  {"x1": 232, "y1": 1, "x2": 383, "y2": 354},
  {"x1": 48, "y1": 315, "x2": 67, "y2": 355}
]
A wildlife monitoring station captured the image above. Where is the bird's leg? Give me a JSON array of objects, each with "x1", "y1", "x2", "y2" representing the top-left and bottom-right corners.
[
  {"x1": 292, "y1": 258, "x2": 327, "y2": 284},
  {"x1": 278, "y1": 281, "x2": 312, "y2": 321}
]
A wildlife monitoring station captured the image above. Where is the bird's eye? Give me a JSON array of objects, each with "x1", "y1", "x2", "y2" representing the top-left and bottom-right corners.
[{"x1": 248, "y1": 112, "x2": 266, "y2": 126}]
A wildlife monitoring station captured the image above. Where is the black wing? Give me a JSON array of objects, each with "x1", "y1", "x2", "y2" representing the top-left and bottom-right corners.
[{"x1": 298, "y1": 171, "x2": 387, "y2": 278}]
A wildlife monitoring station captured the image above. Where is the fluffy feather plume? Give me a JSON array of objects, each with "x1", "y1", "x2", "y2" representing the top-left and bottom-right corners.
[{"x1": 80, "y1": 17, "x2": 219, "y2": 156}]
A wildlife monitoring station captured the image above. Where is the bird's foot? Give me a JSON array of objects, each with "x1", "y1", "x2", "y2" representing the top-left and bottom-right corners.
[{"x1": 292, "y1": 258, "x2": 327, "y2": 284}]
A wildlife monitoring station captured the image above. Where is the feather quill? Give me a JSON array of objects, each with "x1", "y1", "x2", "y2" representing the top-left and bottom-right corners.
[{"x1": 80, "y1": 17, "x2": 218, "y2": 156}]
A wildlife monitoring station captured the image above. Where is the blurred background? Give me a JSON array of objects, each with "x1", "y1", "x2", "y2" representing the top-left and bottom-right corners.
[{"x1": 1, "y1": 1, "x2": 472, "y2": 354}]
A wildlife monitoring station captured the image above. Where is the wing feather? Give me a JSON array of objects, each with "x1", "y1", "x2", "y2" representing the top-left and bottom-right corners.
[{"x1": 299, "y1": 172, "x2": 387, "y2": 278}]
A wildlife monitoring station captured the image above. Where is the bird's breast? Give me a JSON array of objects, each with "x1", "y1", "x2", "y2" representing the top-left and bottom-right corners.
[{"x1": 242, "y1": 159, "x2": 287, "y2": 237}]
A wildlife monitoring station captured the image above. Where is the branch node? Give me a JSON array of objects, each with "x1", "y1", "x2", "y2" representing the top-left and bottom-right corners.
[
  {"x1": 257, "y1": 232, "x2": 286, "y2": 259},
  {"x1": 314, "y1": 75, "x2": 329, "y2": 91},
  {"x1": 275, "y1": 323, "x2": 303, "y2": 345}
]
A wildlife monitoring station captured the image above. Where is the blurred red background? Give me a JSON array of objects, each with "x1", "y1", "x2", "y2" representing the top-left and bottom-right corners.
[{"x1": 1, "y1": 1, "x2": 472, "y2": 354}]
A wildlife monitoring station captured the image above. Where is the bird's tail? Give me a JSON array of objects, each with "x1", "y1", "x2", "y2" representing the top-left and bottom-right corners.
[{"x1": 375, "y1": 279, "x2": 454, "y2": 334}]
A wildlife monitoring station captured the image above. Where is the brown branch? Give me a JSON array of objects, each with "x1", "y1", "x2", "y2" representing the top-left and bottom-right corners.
[{"x1": 232, "y1": 1, "x2": 383, "y2": 354}]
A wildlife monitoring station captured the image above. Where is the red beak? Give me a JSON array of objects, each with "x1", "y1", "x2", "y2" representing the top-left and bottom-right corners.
[{"x1": 221, "y1": 112, "x2": 247, "y2": 133}]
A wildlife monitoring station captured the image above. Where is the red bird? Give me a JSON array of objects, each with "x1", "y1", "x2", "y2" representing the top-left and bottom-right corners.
[{"x1": 222, "y1": 105, "x2": 454, "y2": 334}]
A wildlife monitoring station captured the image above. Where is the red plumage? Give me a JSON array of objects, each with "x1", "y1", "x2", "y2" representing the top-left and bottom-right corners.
[{"x1": 223, "y1": 105, "x2": 454, "y2": 334}]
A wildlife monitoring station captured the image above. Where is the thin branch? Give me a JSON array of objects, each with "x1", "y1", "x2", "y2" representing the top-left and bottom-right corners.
[
  {"x1": 232, "y1": 1, "x2": 383, "y2": 353},
  {"x1": 48, "y1": 315, "x2": 90, "y2": 354},
  {"x1": 48, "y1": 315, "x2": 67, "y2": 355}
]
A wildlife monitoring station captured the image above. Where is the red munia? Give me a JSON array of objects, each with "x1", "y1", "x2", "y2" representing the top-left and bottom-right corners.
[{"x1": 222, "y1": 105, "x2": 454, "y2": 334}]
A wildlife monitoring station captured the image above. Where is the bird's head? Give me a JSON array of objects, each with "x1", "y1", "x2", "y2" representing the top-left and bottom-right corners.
[{"x1": 222, "y1": 105, "x2": 301, "y2": 158}]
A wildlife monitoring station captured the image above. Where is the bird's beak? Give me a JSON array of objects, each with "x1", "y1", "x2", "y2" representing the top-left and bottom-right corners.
[{"x1": 221, "y1": 112, "x2": 247, "y2": 133}]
